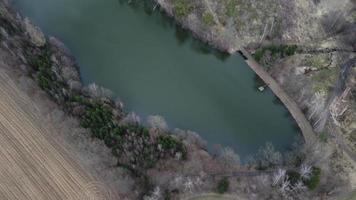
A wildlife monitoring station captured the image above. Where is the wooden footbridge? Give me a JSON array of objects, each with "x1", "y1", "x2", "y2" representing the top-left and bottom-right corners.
[{"x1": 238, "y1": 48, "x2": 317, "y2": 143}]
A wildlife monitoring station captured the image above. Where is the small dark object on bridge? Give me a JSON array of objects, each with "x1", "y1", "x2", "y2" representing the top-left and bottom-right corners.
[{"x1": 238, "y1": 50, "x2": 248, "y2": 60}]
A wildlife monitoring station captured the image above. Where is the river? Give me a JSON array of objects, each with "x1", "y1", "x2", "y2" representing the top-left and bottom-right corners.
[{"x1": 13, "y1": 0, "x2": 299, "y2": 158}]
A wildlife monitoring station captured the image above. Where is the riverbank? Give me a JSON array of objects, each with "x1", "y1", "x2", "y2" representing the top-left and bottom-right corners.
[
  {"x1": 0, "y1": 1, "x2": 238, "y2": 198},
  {"x1": 155, "y1": 0, "x2": 356, "y2": 194},
  {"x1": 1, "y1": 0, "x2": 355, "y2": 199}
]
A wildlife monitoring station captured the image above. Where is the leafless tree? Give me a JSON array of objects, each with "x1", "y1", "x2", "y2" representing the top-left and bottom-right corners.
[
  {"x1": 86, "y1": 83, "x2": 113, "y2": 100},
  {"x1": 147, "y1": 115, "x2": 168, "y2": 131},
  {"x1": 273, "y1": 168, "x2": 286, "y2": 186},
  {"x1": 299, "y1": 164, "x2": 312, "y2": 180},
  {"x1": 218, "y1": 147, "x2": 240, "y2": 167},
  {"x1": 256, "y1": 142, "x2": 283, "y2": 169}
]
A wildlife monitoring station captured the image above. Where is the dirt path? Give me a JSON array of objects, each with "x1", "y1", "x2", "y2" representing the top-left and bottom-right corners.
[
  {"x1": 240, "y1": 48, "x2": 317, "y2": 143},
  {"x1": 0, "y1": 70, "x2": 110, "y2": 200}
]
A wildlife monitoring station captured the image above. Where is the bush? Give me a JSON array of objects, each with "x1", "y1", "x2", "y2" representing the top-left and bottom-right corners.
[
  {"x1": 173, "y1": 0, "x2": 192, "y2": 17},
  {"x1": 81, "y1": 102, "x2": 118, "y2": 140},
  {"x1": 287, "y1": 170, "x2": 301, "y2": 185},
  {"x1": 28, "y1": 47, "x2": 65, "y2": 92},
  {"x1": 226, "y1": 0, "x2": 238, "y2": 17},
  {"x1": 304, "y1": 167, "x2": 321, "y2": 190},
  {"x1": 216, "y1": 177, "x2": 229, "y2": 194},
  {"x1": 253, "y1": 44, "x2": 298, "y2": 63},
  {"x1": 318, "y1": 132, "x2": 328, "y2": 143},
  {"x1": 157, "y1": 135, "x2": 187, "y2": 159},
  {"x1": 202, "y1": 12, "x2": 214, "y2": 26}
]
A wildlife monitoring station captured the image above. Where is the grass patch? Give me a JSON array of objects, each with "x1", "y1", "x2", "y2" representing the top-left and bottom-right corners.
[
  {"x1": 305, "y1": 54, "x2": 330, "y2": 69},
  {"x1": 311, "y1": 68, "x2": 337, "y2": 93}
]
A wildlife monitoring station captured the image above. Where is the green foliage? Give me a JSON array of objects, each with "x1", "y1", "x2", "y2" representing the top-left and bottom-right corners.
[
  {"x1": 21, "y1": 24, "x2": 188, "y2": 178},
  {"x1": 157, "y1": 135, "x2": 187, "y2": 159},
  {"x1": 28, "y1": 47, "x2": 65, "y2": 92},
  {"x1": 202, "y1": 12, "x2": 214, "y2": 26},
  {"x1": 157, "y1": 135, "x2": 180, "y2": 150},
  {"x1": 287, "y1": 170, "x2": 301, "y2": 185},
  {"x1": 353, "y1": 11, "x2": 356, "y2": 21},
  {"x1": 173, "y1": 0, "x2": 192, "y2": 17},
  {"x1": 318, "y1": 132, "x2": 328, "y2": 143},
  {"x1": 311, "y1": 67, "x2": 337, "y2": 93},
  {"x1": 216, "y1": 177, "x2": 229, "y2": 194},
  {"x1": 69, "y1": 95, "x2": 90, "y2": 105},
  {"x1": 78, "y1": 101, "x2": 186, "y2": 174},
  {"x1": 81, "y1": 102, "x2": 120, "y2": 140},
  {"x1": 226, "y1": 0, "x2": 238, "y2": 17},
  {"x1": 304, "y1": 167, "x2": 321, "y2": 190},
  {"x1": 253, "y1": 44, "x2": 298, "y2": 63},
  {"x1": 305, "y1": 54, "x2": 330, "y2": 69},
  {"x1": 163, "y1": 189, "x2": 172, "y2": 200}
]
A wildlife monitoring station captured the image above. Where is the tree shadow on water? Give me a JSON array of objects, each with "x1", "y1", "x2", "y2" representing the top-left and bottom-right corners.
[
  {"x1": 117, "y1": 0, "x2": 155, "y2": 15},
  {"x1": 190, "y1": 39, "x2": 231, "y2": 62},
  {"x1": 214, "y1": 51, "x2": 230, "y2": 62},
  {"x1": 117, "y1": 0, "x2": 231, "y2": 62},
  {"x1": 253, "y1": 74, "x2": 266, "y2": 89},
  {"x1": 191, "y1": 40, "x2": 211, "y2": 55},
  {"x1": 175, "y1": 24, "x2": 190, "y2": 45}
]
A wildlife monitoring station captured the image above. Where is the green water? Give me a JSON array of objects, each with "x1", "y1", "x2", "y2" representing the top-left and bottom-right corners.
[{"x1": 13, "y1": 0, "x2": 299, "y2": 157}]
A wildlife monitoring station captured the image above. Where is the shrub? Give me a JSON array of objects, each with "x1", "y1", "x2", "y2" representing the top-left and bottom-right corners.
[
  {"x1": 173, "y1": 0, "x2": 192, "y2": 17},
  {"x1": 216, "y1": 177, "x2": 229, "y2": 194},
  {"x1": 304, "y1": 167, "x2": 321, "y2": 190},
  {"x1": 70, "y1": 95, "x2": 90, "y2": 105},
  {"x1": 80, "y1": 102, "x2": 118, "y2": 140},
  {"x1": 202, "y1": 12, "x2": 214, "y2": 26},
  {"x1": 226, "y1": 0, "x2": 238, "y2": 17},
  {"x1": 28, "y1": 47, "x2": 65, "y2": 93},
  {"x1": 287, "y1": 170, "x2": 301, "y2": 185},
  {"x1": 318, "y1": 132, "x2": 328, "y2": 143},
  {"x1": 157, "y1": 135, "x2": 187, "y2": 159},
  {"x1": 253, "y1": 44, "x2": 298, "y2": 63}
]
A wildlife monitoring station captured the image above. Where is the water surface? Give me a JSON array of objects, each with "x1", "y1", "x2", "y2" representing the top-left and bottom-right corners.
[{"x1": 13, "y1": 0, "x2": 299, "y2": 158}]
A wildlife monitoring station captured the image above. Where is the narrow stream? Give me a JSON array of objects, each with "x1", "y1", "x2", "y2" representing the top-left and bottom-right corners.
[{"x1": 13, "y1": 0, "x2": 300, "y2": 158}]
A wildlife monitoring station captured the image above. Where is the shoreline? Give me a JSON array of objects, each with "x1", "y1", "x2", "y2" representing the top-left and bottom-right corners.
[
  {"x1": 153, "y1": 0, "x2": 315, "y2": 144},
  {"x1": 2, "y1": 0, "x2": 355, "y2": 199}
]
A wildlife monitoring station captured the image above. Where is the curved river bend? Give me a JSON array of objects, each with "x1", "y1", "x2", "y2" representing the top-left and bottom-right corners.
[{"x1": 13, "y1": 0, "x2": 299, "y2": 158}]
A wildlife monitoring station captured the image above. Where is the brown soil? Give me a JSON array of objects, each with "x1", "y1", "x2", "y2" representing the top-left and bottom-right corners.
[{"x1": 0, "y1": 69, "x2": 112, "y2": 200}]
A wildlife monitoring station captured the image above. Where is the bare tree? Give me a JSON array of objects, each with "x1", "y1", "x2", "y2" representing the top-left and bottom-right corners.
[
  {"x1": 147, "y1": 115, "x2": 168, "y2": 131},
  {"x1": 256, "y1": 142, "x2": 283, "y2": 169},
  {"x1": 299, "y1": 164, "x2": 312, "y2": 180},
  {"x1": 218, "y1": 147, "x2": 240, "y2": 167},
  {"x1": 86, "y1": 83, "x2": 113, "y2": 100}
]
